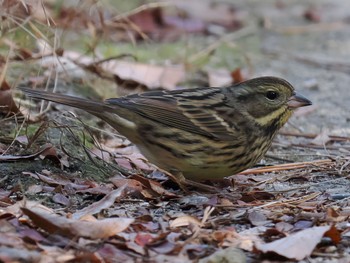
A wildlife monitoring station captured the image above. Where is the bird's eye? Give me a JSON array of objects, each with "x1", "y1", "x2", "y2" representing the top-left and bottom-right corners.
[{"x1": 266, "y1": 91, "x2": 279, "y2": 100}]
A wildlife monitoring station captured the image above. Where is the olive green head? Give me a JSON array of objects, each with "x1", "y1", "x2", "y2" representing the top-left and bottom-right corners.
[{"x1": 231, "y1": 76, "x2": 312, "y2": 128}]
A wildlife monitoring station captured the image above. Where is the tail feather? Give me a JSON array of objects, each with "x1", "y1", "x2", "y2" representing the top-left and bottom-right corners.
[
  {"x1": 19, "y1": 87, "x2": 138, "y2": 135},
  {"x1": 19, "y1": 87, "x2": 111, "y2": 114}
]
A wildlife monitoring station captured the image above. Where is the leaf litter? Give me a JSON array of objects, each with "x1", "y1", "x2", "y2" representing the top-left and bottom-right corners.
[{"x1": 1, "y1": 0, "x2": 350, "y2": 262}]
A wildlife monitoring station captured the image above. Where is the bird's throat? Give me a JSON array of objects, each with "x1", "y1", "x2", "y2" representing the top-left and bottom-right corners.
[{"x1": 254, "y1": 106, "x2": 291, "y2": 128}]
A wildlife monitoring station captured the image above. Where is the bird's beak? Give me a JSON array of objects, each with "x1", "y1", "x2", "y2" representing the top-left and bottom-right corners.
[{"x1": 287, "y1": 93, "x2": 312, "y2": 109}]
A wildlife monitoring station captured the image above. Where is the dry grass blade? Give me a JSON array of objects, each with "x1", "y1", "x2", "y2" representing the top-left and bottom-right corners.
[{"x1": 239, "y1": 159, "x2": 333, "y2": 175}]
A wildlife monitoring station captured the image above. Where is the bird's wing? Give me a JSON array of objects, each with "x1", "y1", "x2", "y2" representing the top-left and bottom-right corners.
[{"x1": 106, "y1": 87, "x2": 239, "y2": 140}]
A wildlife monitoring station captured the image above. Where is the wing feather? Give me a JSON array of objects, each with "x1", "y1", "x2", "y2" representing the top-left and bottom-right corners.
[{"x1": 106, "y1": 88, "x2": 238, "y2": 140}]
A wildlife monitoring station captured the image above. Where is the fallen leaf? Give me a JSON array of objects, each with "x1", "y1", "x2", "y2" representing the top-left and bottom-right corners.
[
  {"x1": 102, "y1": 60, "x2": 185, "y2": 91},
  {"x1": 110, "y1": 178, "x2": 143, "y2": 193},
  {"x1": 135, "y1": 233, "x2": 154, "y2": 247},
  {"x1": 170, "y1": 215, "x2": 202, "y2": 228},
  {"x1": 221, "y1": 226, "x2": 264, "y2": 251},
  {"x1": 22, "y1": 207, "x2": 134, "y2": 239},
  {"x1": 311, "y1": 130, "x2": 332, "y2": 145},
  {"x1": 52, "y1": 194, "x2": 70, "y2": 206},
  {"x1": 26, "y1": 185, "x2": 43, "y2": 195},
  {"x1": 231, "y1": 68, "x2": 245, "y2": 84},
  {"x1": 0, "y1": 80, "x2": 20, "y2": 116},
  {"x1": 248, "y1": 211, "x2": 271, "y2": 227},
  {"x1": 254, "y1": 225, "x2": 340, "y2": 260},
  {"x1": 72, "y1": 185, "x2": 127, "y2": 220},
  {"x1": 0, "y1": 144, "x2": 53, "y2": 162},
  {"x1": 114, "y1": 153, "x2": 155, "y2": 172},
  {"x1": 130, "y1": 174, "x2": 177, "y2": 197},
  {"x1": 97, "y1": 244, "x2": 134, "y2": 261}
]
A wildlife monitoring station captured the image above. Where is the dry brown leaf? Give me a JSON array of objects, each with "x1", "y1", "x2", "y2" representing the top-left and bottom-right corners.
[
  {"x1": 231, "y1": 68, "x2": 245, "y2": 84},
  {"x1": 23, "y1": 171, "x2": 72, "y2": 186},
  {"x1": 101, "y1": 60, "x2": 185, "y2": 91},
  {"x1": 22, "y1": 207, "x2": 134, "y2": 239},
  {"x1": 114, "y1": 153, "x2": 155, "y2": 172},
  {"x1": 27, "y1": 185, "x2": 43, "y2": 194},
  {"x1": 0, "y1": 144, "x2": 53, "y2": 162},
  {"x1": 325, "y1": 207, "x2": 347, "y2": 222},
  {"x1": 254, "y1": 225, "x2": 340, "y2": 260},
  {"x1": 123, "y1": 174, "x2": 177, "y2": 198},
  {"x1": 5, "y1": 200, "x2": 54, "y2": 216},
  {"x1": 0, "y1": 80, "x2": 20, "y2": 115},
  {"x1": 72, "y1": 185, "x2": 127, "y2": 220},
  {"x1": 170, "y1": 215, "x2": 202, "y2": 228},
  {"x1": 110, "y1": 177, "x2": 144, "y2": 192},
  {"x1": 222, "y1": 226, "x2": 263, "y2": 251},
  {"x1": 42, "y1": 51, "x2": 185, "y2": 93}
]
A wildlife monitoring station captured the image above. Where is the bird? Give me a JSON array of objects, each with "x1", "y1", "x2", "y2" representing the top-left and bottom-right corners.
[{"x1": 20, "y1": 76, "x2": 312, "y2": 184}]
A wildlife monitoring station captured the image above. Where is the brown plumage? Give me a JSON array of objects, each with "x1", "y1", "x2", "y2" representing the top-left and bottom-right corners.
[{"x1": 20, "y1": 76, "x2": 311, "y2": 181}]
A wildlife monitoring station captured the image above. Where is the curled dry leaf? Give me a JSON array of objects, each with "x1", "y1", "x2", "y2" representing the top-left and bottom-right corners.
[
  {"x1": 254, "y1": 225, "x2": 340, "y2": 260},
  {"x1": 22, "y1": 207, "x2": 134, "y2": 239}
]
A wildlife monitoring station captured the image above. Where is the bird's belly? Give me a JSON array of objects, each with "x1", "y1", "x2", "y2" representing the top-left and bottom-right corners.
[
  {"x1": 135, "y1": 137, "x2": 251, "y2": 181},
  {"x1": 134, "y1": 126, "x2": 273, "y2": 181}
]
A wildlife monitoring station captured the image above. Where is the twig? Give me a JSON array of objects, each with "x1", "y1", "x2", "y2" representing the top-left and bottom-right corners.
[
  {"x1": 279, "y1": 131, "x2": 350, "y2": 142},
  {"x1": 272, "y1": 22, "x2": 346, "y2": 34},
  {"x1": 238, "y1": 159, "x2": 333, "y2": 175}
]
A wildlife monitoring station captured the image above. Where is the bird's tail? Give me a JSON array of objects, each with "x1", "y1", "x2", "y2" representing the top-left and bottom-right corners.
[
  {"x1": 19, "y1": 87, "x2": 110, "y2": 114},
  {"x1": 19, "y1": 87, "x2": 139, "y2": 135}
]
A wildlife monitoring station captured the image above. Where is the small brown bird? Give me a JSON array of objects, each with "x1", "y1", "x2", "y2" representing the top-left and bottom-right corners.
[{"x1": 20, "y1": 77, "x2": 311, "y2": 182}]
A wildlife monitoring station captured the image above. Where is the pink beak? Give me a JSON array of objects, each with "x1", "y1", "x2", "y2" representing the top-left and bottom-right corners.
[{"x1": 287, "y1": 93, "x2": 312, "y2": 109}]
